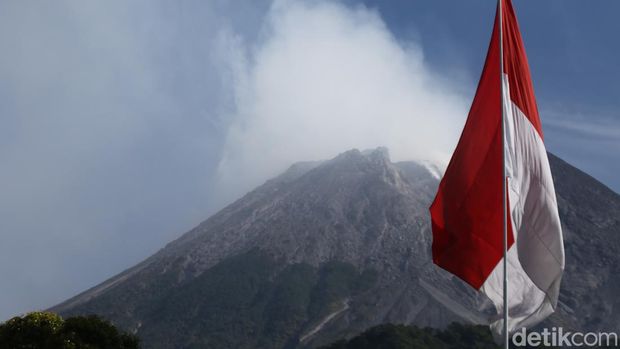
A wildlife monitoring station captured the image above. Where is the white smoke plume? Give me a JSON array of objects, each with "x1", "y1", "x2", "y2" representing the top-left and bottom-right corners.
[{"x1": 214, "y1": 1, "x2": 468, "y2": 204}]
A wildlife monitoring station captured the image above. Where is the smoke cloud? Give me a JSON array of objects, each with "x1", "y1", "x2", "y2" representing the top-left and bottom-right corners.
[{"x1": 214, "y1": 1, "x2": 468, "y2": 203}]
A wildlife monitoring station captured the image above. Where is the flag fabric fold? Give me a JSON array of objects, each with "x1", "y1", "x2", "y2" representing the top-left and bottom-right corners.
[{"x1": 429, "y1": 0, "x2": 564, "y2": 338}]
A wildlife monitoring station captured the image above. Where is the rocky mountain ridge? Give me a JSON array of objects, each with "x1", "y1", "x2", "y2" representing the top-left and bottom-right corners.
[{"x1": 52, "y1": 148, "x2": 620, "y2": 348}]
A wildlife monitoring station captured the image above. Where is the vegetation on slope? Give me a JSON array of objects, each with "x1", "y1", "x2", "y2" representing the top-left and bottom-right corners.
[
  {"x1": 320, "y1": 323, "x2": 498, "y2": 349},
  {"x1": 0, "y1": 311, "x2": 139, "y2": 349},
  {"x1": 135, "y1": 249, "x2": 377, "y2": 348}
]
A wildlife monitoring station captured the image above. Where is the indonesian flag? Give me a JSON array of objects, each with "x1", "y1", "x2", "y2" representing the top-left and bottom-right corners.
[{"x1": 429, "y1": 0, "x2": 564, "y2": 338}]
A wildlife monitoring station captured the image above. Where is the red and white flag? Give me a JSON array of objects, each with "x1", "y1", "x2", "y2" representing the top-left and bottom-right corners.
[{"x1": 429, "y1": 0, "x2": 564, "y2": 337}]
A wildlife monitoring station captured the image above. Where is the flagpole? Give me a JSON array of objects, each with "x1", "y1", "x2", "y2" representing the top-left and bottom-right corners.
[{"x1": 498, "y1": 0, "x2": 509, "y2": 349}]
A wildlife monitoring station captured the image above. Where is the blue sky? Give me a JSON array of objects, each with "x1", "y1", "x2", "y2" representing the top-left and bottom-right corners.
[{"x1": 0, "y1": 0, "x2": 618, "y2": 321}]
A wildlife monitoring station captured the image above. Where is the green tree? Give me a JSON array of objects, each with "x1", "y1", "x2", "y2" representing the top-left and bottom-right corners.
[
  {"x1": 0, "y1": 312, "x2": 139, "y2": 349},
  {"x1": 0, "y1": 311, "x2": 64, "y2": 348}
]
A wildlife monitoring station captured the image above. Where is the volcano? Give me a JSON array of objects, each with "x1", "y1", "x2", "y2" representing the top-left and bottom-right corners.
[{"x1": 51, "y1": 148, "x2": 620, "y2": 348}]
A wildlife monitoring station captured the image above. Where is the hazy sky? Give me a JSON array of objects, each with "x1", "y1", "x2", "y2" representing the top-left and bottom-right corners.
[{"x1": 1, "y1": 0, "x2": 618, "y2": 321}]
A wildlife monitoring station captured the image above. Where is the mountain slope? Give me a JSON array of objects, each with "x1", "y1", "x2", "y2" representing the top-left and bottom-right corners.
[{"x1": 51, "y1": 148, "x2": 620, "y2": 348}]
